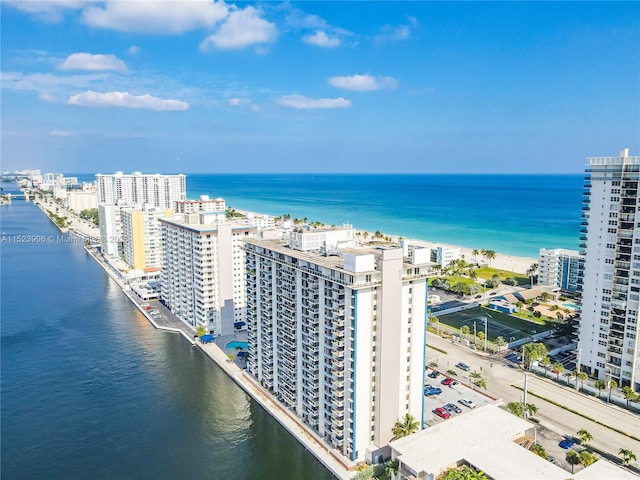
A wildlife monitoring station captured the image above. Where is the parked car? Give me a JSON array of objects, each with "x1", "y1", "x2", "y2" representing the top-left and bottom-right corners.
[
  {"x1": 559, "y1": 438, "x2": 577, "y2": 449},
  {"x1": 444, "y1": 403, "x2": 462, "y2": 414},
  {"x1": 424, "y1": 386, "x2": 443, "y2": 396},
  {"x1": 433, "y1": 407, "x2": 450, "y2": 419},
  {"x1": 475, "y1": 295, "x2": 482, "y2": 299},
  {"x1": 459, "y1": 398, "x2": 476, "y2": 409},
  {"x1": 441, "y1": 377, "x2": 455, "y2": 386},
  {"x1": 428, "y1": 370, "x2": 440, "y2": 378},
  {"x1": 449, "y1": 381, "x2": 461, "y2": 389},
  {"x1": 456, "y1": 362, "x2": 471, "y2": 371}
]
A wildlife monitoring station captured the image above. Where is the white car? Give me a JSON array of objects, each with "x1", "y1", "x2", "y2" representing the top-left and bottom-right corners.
[
  {"x1": 459, "y1": 398, "x2": 476, "y2": 408},
  {"x1": 449, "y1": 381, "x2": 461, "y2": 389}
]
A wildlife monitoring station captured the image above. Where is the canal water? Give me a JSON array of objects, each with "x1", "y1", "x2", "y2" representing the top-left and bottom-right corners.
[{"x1": 0, "y1": 195, "x2": 333, "y2": 480}]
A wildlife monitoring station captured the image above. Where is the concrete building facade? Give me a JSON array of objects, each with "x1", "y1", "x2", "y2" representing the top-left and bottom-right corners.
[
  {"x1": 538, "y1": 248, "x2": 585, "y2": 294},
  {"x1": 122, "y1": 207, "x2": 173, "y2": 270},
  {"x1": 244, "y1": 227, "x2": 432, "y2": 463},
  {"x1": 160, "y1": 213, "x2": 257, "y2": 336},
  {"x1": 579, "y1": 149, "x2": 640, "y2": 390},
  {"x1": 175, "y1": 195, "x2": 226, "y2": 214},
  {"x1": 96, "y1": 172, "x2": 186, "y2": 256}
]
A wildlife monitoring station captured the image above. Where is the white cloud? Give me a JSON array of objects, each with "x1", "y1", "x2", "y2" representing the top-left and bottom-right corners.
[
  {"x1": 303, "y1": 31, "x2": 340, "y2": 48},
  {"x1": 67, "y1": 91, "x2": 189, "y2": 111},
  {"x1": 200, "y1": 6, "x2": 277, "y2": 50},
  {"x1": 58, "y1": 53, "x2": 128, "y2": 72},
  {"x1": 128, "y1": 46, "x2": 140, "y2": 56},
  {"x1": 277, "y1": 94, "x2": 351, "y2": 109},
  {"x1": 4, "y1": 1, "x2": 85, "y2": 23},
  {"x1": 328, "y1": 74, "x2": 398, "y2": 91},
  {"x1": 374, "y1": 17, "x2": 420, "y2": 43},
  {"x1": 39, "y1": 92, "x2": 57, "y2": 103},
  {"x1": 227, "y1": 97, "x2": 260, "y2": 111},
  {"x1": 82, "y1": 0, "x2": 229, "y2": 34},
  {"x1": 50, "y1": 129, "x2": 72, "y2": 136}
]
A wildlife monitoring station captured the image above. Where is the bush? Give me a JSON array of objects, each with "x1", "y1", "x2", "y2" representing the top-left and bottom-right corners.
[
  {"x1": 502, "y1": 277, "x2": 518, "y2": 286},
  {"x1": 485, "y1": 279, "x2": 500, "y2": 288}
]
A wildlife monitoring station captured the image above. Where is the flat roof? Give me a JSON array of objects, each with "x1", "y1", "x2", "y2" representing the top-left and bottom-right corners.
[{"x1": 390, "y1": 404, "x2": 631, "y2": 480}]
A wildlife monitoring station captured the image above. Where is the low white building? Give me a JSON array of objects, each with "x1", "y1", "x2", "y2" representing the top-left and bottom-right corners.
[
  {"x1": 432, "y1": 246, "x2": 460, "y2": 267},
  {"x1": 539, "y1": 248, "x2": 584, "y2": 294},
  {"x1": 175, "y1": 195, "x2": 226, "y2": 213},
  {"x1": 389, "y1": 404, "x2": 635, "y2": 480}
]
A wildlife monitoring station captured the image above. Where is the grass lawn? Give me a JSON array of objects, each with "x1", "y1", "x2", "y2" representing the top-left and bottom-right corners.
[
  {"x1": 436, "y1": 306, "x2": 551, "y2": 342},
  {"x1": 428, "y1": 275, "x2": 477, "y2": 286},
  {"x1": 475, "y1": 267, "x2": 529, "y2": 286}
]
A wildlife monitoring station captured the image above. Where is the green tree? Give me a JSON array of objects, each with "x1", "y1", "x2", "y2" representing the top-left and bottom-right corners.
[
  {"x1": 524, "y1": 403, "x2": 538, "y2": 418},
  {"x1": 594, "y1": 379, "x2": 607, "y2": 398},
  {"x1": 608, "y1": 379, "x2": 618, "y2": 402},
  {"x1": 495, "y1": 336, "x2": 506, "y2": 354},
  {"x1": 552, "y1": 362, "x2": 564, "y2": 382},
  {"x1": 622, "y1": 386, "x2": 639, "y2": 407},
  {"x1": 619, "y1": 448, "x2": 637, "y2": 466},
  {"x1": 566, "y1": 450, "x2": 581, "y2": 474},
  {"x1": 540, "y1": 291, "x2": 552, "y2": 303},
  {"x1": 431, "y1": 316, "x2": 440, "y2": 335},
  {"x1": 531, "y1": 443, "x2": 548, "y2": 460},
  {"x1": 473, "y1": 378, "x2": 488, "y2": 390},
  {"x1": 452, "y1": 282, "x2": 468, "y2": 297},
  {"x1": 564, "y1": 371, "x2": 575, "y2": 387},
  {"x1": 196, "y1": 326, "x2": 207, "y2": 337},
  {"x1": 579, "y1": 451, "x2": 596, "y2": 468},
  {"x1": 540, "y1": 356, "x2": 551, "y2": 376},
  {"x1": 485, "y1": 250, "x2": 496, "y2": 267},
  {"x1": 506, "y1": 402, "x2": 523, "y2": 418},
  {"x1": 522, "y1": 342, "x2": 548, "y2": 369},
  {"x1": 470, "y1": 370, "x2": 483, "y2": 382},
  {"x1": 391, "y1": 413, "x2": 419, "y2": 441},
  {"x1": 461, "y1": 325, "x2": 471, "y2": 342},
  {"x1": 575, "y1": 371, "x2": 588, "y2": 391},
  {"x1": 363, "y1": 231, "x2": 369, "y2": 241},
  {"x1": 515, "y1": 301, "x2": 524, "y2": 311},
  {"x1": 441, "y1": 465, "x2": 488, "y2": 480},
  {"x1": 577, "y1": 429, "x2": 593, "y2": 446},
  {"x1": 472, "y1": 249, "x2": 479, "y2": 264}
]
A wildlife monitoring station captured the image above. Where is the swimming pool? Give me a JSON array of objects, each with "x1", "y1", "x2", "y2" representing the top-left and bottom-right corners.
[
  {"x1": 225, "y1": 341, "x2": 248, "y2": 350},
  {"x1": 562, "y1": 303, "x2": 581, "y2": 310}
]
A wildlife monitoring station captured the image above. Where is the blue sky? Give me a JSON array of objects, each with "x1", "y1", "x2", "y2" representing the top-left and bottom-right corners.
[{"x1": 1, "y1": 1, "x2": 639, "y2": 174}]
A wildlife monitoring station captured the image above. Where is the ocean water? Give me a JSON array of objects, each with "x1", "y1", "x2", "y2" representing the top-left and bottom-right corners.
[
  {"x1": 187, "y1": 174, "x2": 583, "y2": 258},
  {"x1": 75, "y1": 173, "x2": 584, "y2": 258},
  {"x1": 0, "y1": 195, "x2": 333, "y2": 480}
]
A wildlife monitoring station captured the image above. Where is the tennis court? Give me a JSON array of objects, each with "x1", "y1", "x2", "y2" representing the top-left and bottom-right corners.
[{"x1": 437, "y1": 306, "x2": 550, "y2": 342}]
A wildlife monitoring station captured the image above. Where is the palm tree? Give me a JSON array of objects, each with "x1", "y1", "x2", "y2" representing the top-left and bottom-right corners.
[
  {"x1": 564, "y1": 371, "x2": 574, "y2": 387},
  {"x1": 535, "y1": 357, "x2": 550, "y2": 377},
  {"x1": 594, "y1": 379, "x2": 607, "y2": 399},
  {"x1": 495, "y1": 336, "x2": 506, "y2": 354},
  {"x1": 608, "y1": 379, "x2": 618, "y2": 403},
  {"x1": 619, "y1": 448, "x2": 637, "y2": 466},
  {"x1": 506, "y1": 402, "x2": 523, "y2": 417},
  {"x1": 575, "y1": 371, "x2": 588, "y2": 391},
  {"x1": 391, "y1": 413, "x2": 420, "y2": 440},
  {"x1": 527, "y1": 262, "x2": 538, "y2": 286},
  {"x1": 555, "y1": 311, "x2": 564, "y2": 321},
  {"x1": 552, "y1": 362, "x2": 564, "y2": 382},
  {"x1": 524, "y1": 403, "x2": 538, "y2": 418},
  {"x1": 566, "y1": 450, "x2": 581, "y2": 474},
  {"x1": 515, "y1": 301, "x2": 524, "y2": 312},
  {"x1": 477, "y1": 331, "x2": 486, "y2": 347},
  {"x1": 470, "y1": 370, "x2": 483, "y2": 382},
  {"x1": 472, "y1": 249, "x2": 479, "y2": 265},
  {"x1": 461, "y1": 325, "x2": 470, "y2": 342},
  {"x1": 577, "y1": 429, "x2": 593, "y2": 446},
  {"x1": 363, "y1": 231, "x2": 369, "y2": 242},
  {"x1": 485, "y1": 250, "x2": 496, "y2": 267},
  {"x1": 622, "y1": 386, "x2": 639, "y2": 407}
]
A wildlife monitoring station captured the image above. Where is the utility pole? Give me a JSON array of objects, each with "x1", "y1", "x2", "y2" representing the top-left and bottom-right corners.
[
  {"x1": 523, "y1": 372, "x2": 528, "y2": 417},
  {"x1": 473, "y1": 321, "x2": 477, "y2": 348},
  {"x1": 575, "y1": 349, "x2": 582, "y2": 391},
  {"x1": 484, "y1": 316, "x2": 488, "y2": 353}
]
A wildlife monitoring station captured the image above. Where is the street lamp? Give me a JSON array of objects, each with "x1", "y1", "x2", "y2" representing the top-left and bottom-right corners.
[{"x1": 483, "y1": 313, "x2": 492, "y2": 353}]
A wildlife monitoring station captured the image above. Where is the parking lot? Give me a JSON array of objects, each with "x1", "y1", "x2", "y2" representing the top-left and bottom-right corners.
[{"x1": 423, "y1": 367, "x2": 495, "y2": 426}]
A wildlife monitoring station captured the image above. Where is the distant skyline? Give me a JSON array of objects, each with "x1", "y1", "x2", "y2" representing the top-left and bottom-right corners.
[{"x1": 1, "y1": 1, "x2": 639, "y2": 174}]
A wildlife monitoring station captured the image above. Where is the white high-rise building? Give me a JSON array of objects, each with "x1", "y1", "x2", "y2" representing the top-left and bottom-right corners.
[
  {"x1": 538, "y1": 248, "x2": 584, "y2": 294},
  {"x1": 160, "y1": 213, "x2": 257, "y2": 336},
  {"x1": 96, "y1": 171, "x2": 186, "y2": 206},
  {"x1": 579, "y1": 149, "x2": 640, "y2": 390},
  {"x1": 96, "y1": 172, "x2": 186, "y2": 256},
  {"x1": 244, "y1": 226, "x2": 433, "y2": 463}
]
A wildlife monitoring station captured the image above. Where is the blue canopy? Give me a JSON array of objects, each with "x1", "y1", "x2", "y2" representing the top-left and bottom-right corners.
[{"x1": 200, "y1": 334, "x2": 215, "y2": 344}]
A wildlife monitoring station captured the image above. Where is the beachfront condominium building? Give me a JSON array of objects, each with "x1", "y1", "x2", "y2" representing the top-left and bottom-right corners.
[
  {"x1": 175, "y1": 195, "x2": 226, "y2": 214},
  {"x1": 121, "y1": 206, "x2": 174, "y2": 270},
  {"x1": 538, "y1": 248, "x2": 585, "y2": 294},
  {"x1": 244, "y1": 226, "x2": 433, "y2": 463},
  {"x1": 160, "y1": 213, "x2": 257, "y2": 336},
  {"x1": 96, "y1": 172, "x2": 186, "y2": 256},
  {"x1": 579, "y1": 148, "x2": 640, "y2": 390},
  {"x1": 431, "y1": 246, "x2": 460, "y2": 267}
]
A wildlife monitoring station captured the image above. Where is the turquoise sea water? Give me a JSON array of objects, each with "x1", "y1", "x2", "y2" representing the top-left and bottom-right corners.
[{"x1": 74, "y1": 173, "x2": 584, "y2": 258}]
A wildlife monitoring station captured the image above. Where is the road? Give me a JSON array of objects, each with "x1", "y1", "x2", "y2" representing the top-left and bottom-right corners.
[{"x1": 427, "y1": 332, "x2": 640, "y2": 470}]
